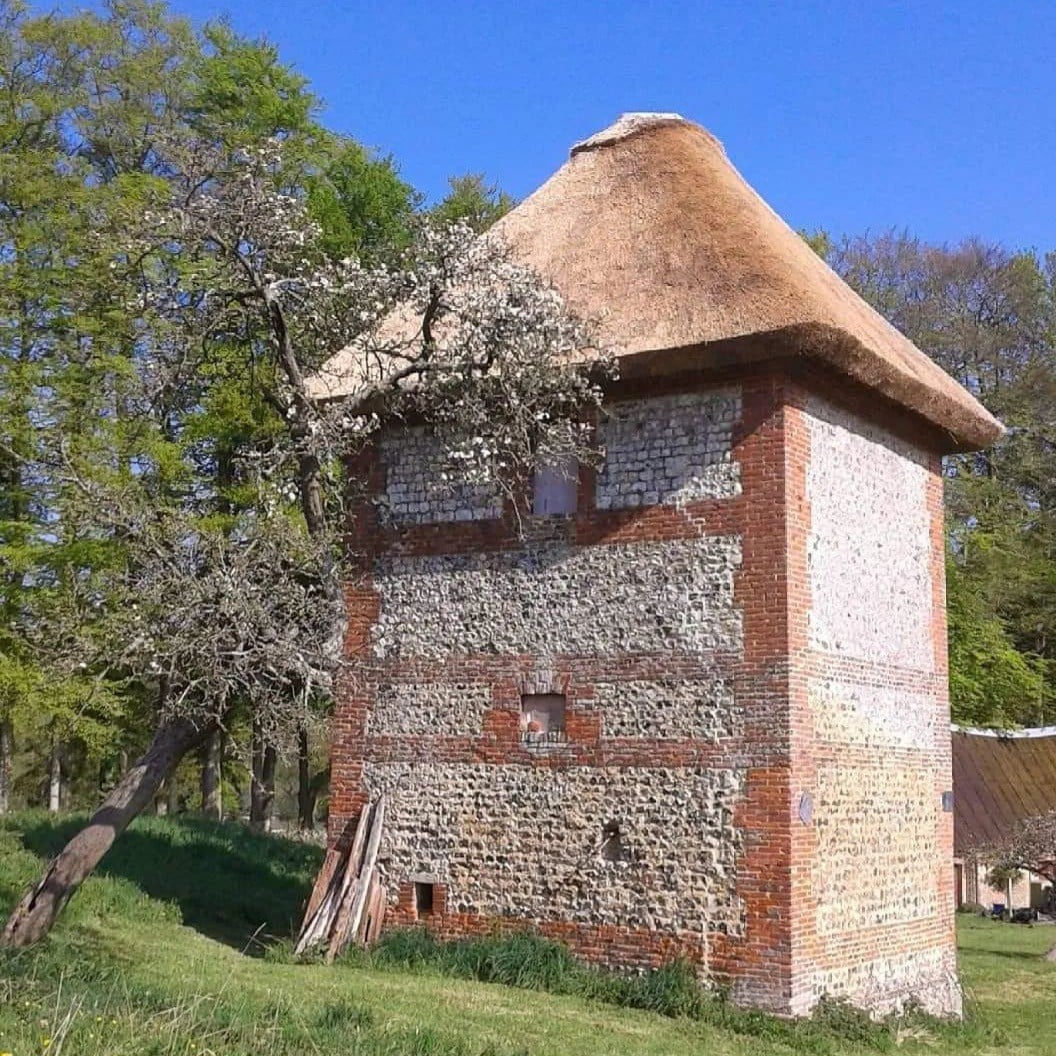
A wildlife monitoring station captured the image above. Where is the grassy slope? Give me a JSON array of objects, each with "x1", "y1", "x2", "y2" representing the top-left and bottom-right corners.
[
  {"x1": 0, "y1": 813, "x2": 1052, "y2": 1056},
  {"x1": 957, "y1": 915, "x2": 1056, "y2": 1053}
]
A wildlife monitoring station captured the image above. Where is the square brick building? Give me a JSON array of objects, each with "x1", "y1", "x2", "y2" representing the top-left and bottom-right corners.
[{"x1": 312, "y1": 114, "x2": 1002, "y2": 1016}]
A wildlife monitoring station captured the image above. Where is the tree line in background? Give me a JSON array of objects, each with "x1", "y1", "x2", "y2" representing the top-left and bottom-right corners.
[{"x1": 0, "y1": 0, "x2": 1053, "y2": 928}]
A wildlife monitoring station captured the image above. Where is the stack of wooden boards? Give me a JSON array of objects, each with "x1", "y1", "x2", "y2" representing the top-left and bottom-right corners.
[{"x1": 295, "y1": 795, "x2": 387, "y2": 961}]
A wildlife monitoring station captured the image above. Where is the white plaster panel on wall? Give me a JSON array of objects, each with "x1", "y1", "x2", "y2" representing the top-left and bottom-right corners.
[
  {"x1": 366, "y1": 683, "x2": 493, "y2": 737},
  {"x1": 594, "y1": 676, "x2": 738, "y2": 740},
  {"x1": 596, "y1": 390, "x2": 741, "y2": 509},
  {"x1": 371, "y1": 537, "x2": 743, "y2": 660},
  {"x1": 813, "y1": 762, "x2": 938, "y2": 936},
  {"x1": 805, "y1": 400, "x2": 933, "y2": 671},
  {"x1": 377, "y1": 426, "x2": 503, "y2": 525},
  {"x1": 364, "y1": 761, "x2": 745, "y2": 938},
  {"x1": 810, "y1": 679, "x2": 936, "y2": 750}
]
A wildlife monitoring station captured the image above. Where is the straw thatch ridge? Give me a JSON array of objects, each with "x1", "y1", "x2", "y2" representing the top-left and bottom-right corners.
[{"x1": 311, "y1": 113, "x2": 1002, "y2": 451}]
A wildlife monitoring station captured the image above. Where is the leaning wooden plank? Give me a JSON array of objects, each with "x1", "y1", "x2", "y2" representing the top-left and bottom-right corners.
[
  {"x1": 297, "y1": 810, "x2": 370, "y2": 956},
  {"x1": 302, "y1": 845, "x2": 343, "y2": 924},
  {"x1": 328, "y1": 796, "x2": 386, "y2": 962},
  {"x1": 347, "y1": 796, "x2": 386, "y2": 941},
  {"x1": 295, "y1": 848, "x2": 346, "y2": 955},
  {"x1": 324, "y1": 874, "x2": 364, "y2": 962},
  {"x1": 324, "y1": 799, "x2": 382, "y2": 961},
  {"x1": 297, "y1": 827, "x2": 359, "y2": 955},
  {"x1": 325, "y1": 856, "x2": 373, "y2": 959},
  {"x1": 296, "y1": 804, "x2": 371, "y2": 955},
  {"x1": 353, "y1": 869, "x2": 378, "y2": 946},
  {"x1": 362, "y1": 871, "x2": 386, "y2": 946},
  {"x1": 317, "y1": 803, "x2": 374, "y2": 949},
  {"x1": 295, "y1": 856, "x2": 346, "y2": 955},
  {"x1": 302, "y1": 801, "x2": 371, "y2": 931}
]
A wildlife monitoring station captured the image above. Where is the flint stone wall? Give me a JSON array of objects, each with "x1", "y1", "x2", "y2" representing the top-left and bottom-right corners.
[
  {"x1": 371, "y1": 535, "x2": 743, "y2": 660},
  {"x1": 806, "y1": 399, "x2": 933, "y2": 670},
  {"x1": 596, "y1": 390, "x2": 741, "y2": 509},
  {"x1": 364, "y1": 761, "x2": 745, "y2": 938},
  {"x1": 358, "y1": 386, "x2": 747, "y2": 962},
  {"x1": 810, "y1": 680, "x2": 936, "y2": 750},
  {"x1": 364, "y1": 676, "x2": 739, "y2": 742},
  {"x1": 365, "y1": 683, "x2": 493, "y2": 737},
  {"x1": 812, "y1": 763, "x2": 938, "y2": 935},
  {"x1": 593, "y1": 675, "x2": 739, "y2": 740},
  {"x1": 802, "y1": 397, "x2": 957, "y2": 1016},
  {"x1": 377, "y1": 426, "x2": 504, "y2": 525},
  {"x1": 807, "y1": 947, "x2": 961, "y2": 1018}
]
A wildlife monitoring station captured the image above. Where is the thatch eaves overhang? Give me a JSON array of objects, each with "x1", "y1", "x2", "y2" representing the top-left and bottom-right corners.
[{"x1": 310, "y1": 113, "x2": 1003, "y2": 453}]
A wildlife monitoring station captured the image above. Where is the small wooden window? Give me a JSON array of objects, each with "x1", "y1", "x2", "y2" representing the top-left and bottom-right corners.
[
  {"x1": 414, "y1": 881, "x2": 434, "y2": 916},
  {"x1": 532, "y1": 457, "x2": 578, "y2": 515},
  {"x1": 520, "y1": 693, "x2": 567, "y2": 744}
]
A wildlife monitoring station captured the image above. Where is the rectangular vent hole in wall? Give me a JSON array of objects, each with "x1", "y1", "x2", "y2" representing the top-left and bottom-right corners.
[
  {"x1": 414, "y1": 881, "x2": 434, "y2": 917},
  {"x1": 521, "y1": 693, "x2": 567, "y2": 745}
]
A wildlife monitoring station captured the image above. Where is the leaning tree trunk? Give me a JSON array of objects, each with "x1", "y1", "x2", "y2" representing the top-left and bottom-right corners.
[
  {"x1": 1, "y1": 716, "x2": 211, "y2": 948},
  {"x1": 200, "y1": 728, "x2": 223, "y2": 820},
  {"x1": 0, "y1": 717, "x2": 12, "y2": 815}
]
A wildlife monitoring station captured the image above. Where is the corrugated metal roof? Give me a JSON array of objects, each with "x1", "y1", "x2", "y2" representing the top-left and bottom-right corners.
[{"x1": 952, "y1": 728, "x2": 1056, "y2": 854}]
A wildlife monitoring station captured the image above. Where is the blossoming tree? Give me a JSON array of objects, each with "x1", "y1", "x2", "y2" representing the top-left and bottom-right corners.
[{"x1": 1, "y1": 139, "x2": 608, "y2": 946}]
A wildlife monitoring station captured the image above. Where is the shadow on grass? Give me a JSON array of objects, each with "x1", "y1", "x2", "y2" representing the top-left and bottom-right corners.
[{"x1": 11, "y1": 812, "x2": 323, "y2": 952}]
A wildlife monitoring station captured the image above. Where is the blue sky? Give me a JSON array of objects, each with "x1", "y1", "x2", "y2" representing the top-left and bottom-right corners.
[{"x1": 59, "y1": 1, "x2": 1056, "y2": 247}]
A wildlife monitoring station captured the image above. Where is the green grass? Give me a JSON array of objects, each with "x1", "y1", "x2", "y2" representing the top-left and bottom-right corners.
[{"x1": 0, "y1": 813, "x2": 1052, "y2": 1056}]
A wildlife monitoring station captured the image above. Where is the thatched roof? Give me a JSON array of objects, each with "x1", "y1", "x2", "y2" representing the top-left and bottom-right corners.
[
  {"x1": 311, "y1": 113, "x2": 1002, "y2": 451},
  {"x1": 952, "y1": 726, "x2": 1056, "y2": 855}
]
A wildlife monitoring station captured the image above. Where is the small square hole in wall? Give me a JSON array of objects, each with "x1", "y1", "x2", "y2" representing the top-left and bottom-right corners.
[
  {"x1": 520, "y1": 693, "x2": 567, "y2": 745},
  {"x1": 600, "y1": 821, "x2": 631, "y2": 863},
  {"x1": 414, "y1": 881, "x2": 434, "y2": 917}
]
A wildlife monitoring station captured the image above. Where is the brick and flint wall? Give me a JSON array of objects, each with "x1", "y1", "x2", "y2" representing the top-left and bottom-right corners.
[
  {"x1": 789, "y1": 391, "x2": 959, "y2": 1015},
  {"x1": 328, "y1": 365, "x2": 960, "y2": 1017}
]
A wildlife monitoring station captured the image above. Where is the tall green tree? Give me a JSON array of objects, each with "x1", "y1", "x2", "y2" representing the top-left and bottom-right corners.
[
  {"x1": 1, "y1": 0, "x2": 608, "y2": 944},
  {"x1": 0, "y1": 0, "x2": 421, "y2": 816},
  {"x1": 432, "y1": 173, "x2": 514, "y2": 232},
  {"x1": 310, "y1": 136, "x2": 420, "y2": 263}
]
